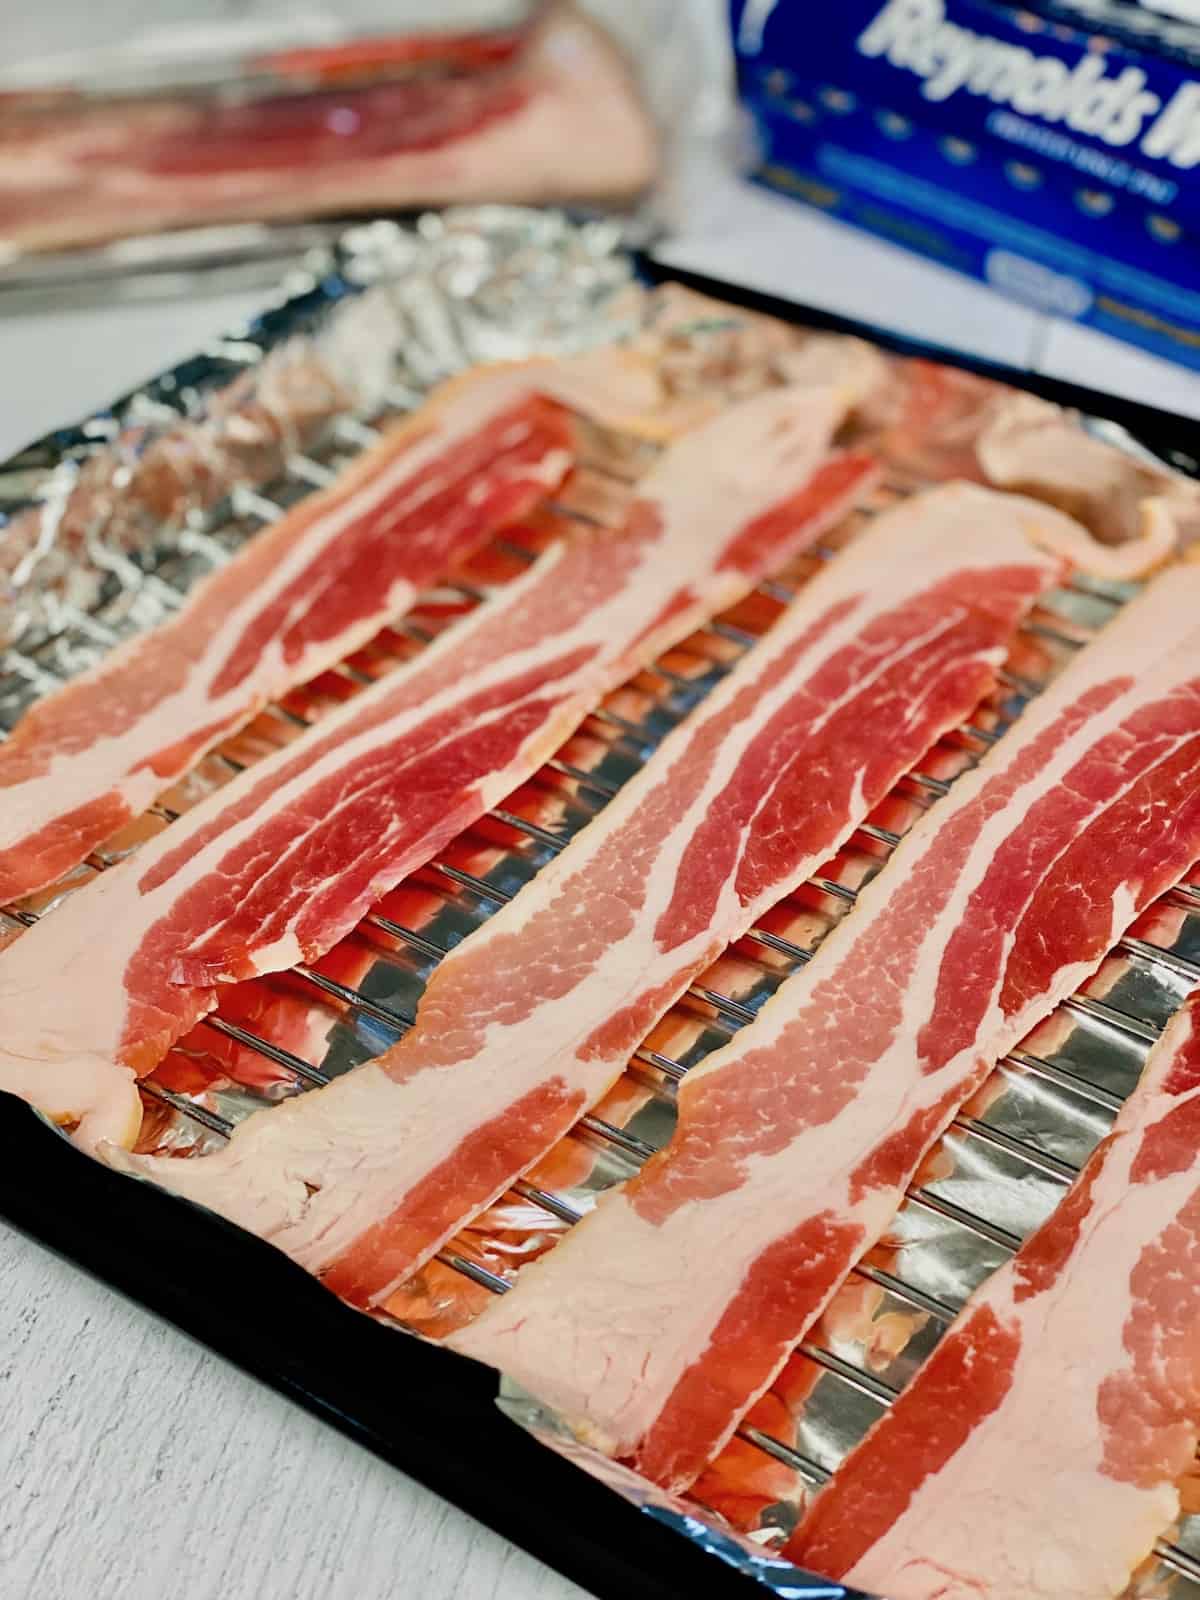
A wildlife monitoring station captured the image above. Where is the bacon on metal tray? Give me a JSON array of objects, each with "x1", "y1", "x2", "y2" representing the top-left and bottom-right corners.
[
  {"x1": 453, "y1": 565, "x2": 1200, "y2": 1494},
  {"x1": 118, "y1": 482, "x2": 1058, "y2": 1308},
  {"x1": 789, "y1": 987, "x2": 1200, "y2": 1600},
  {"x1": 0, "y1": 361, "x2": 596, "y2": 903},
  {"x1": 0, "y1": 381, "x2": 869, "y2": 1147}
]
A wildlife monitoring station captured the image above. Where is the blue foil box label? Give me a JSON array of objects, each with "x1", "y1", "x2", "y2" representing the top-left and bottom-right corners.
[{"x1": 731, "y1": 0, "x2": 1200, "y2": 369}]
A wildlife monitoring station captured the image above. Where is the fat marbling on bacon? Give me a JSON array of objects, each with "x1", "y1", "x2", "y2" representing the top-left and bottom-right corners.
[
  {"x1": 452, "y1": 562, "x2": 1200, "y2": 1493},
  {"x1": 870, "y1": 357, "x2": 1195, "y2": 576},
  {"x1": 0, "y1": 356, "x2": 618, "y2": 905},
  {"x1": 975, "y1": 392, "x2": 1197, "y2": 576},
  {"x1": 120, "y1": 482, "x2": 1062, "y2": 1306},
  {"x1": 0, "y1": 380, "x2": 874, "y2": 1149},
  {"x1": 790, "y1": 987, "x2": 1200, "y2": 1600}
]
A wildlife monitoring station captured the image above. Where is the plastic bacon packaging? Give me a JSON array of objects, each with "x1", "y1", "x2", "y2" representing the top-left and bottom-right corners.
[{"x1": 0, "y1": 1, "x2": 699, "y2": 262}]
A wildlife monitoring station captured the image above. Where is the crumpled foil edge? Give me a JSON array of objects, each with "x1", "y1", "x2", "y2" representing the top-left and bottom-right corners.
[
  {"x1": 0, "y1": 205, "x2": 639, "y2": 660},
  {"x1": 497, "y1": 1385, "x2": 882, "y2": 1599}
]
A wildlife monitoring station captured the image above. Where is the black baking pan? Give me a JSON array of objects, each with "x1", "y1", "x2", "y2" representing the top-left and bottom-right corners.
[{"x1": 0, "y1": 250, "x2": 1196, "y2": 1600}]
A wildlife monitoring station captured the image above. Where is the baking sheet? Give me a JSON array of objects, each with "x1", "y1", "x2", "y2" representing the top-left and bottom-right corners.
[{"x1": 3, "y1": 206, "x2": 1200, "y2": 1600}]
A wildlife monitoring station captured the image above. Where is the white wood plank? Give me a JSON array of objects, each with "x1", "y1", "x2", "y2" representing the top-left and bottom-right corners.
[{"x1": 0, "y1": 1228, "x2": 585, "y2": 1600}]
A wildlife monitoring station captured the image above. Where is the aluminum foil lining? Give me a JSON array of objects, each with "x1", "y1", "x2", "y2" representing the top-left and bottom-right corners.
[
  {"x1": 5, "y1": 204, "x2": 1200, "y2": 1600},
  {"x1": 0, "y1": 205, "x2": 637, "y2": 691},
  {"x1": 500, "y1": 1390, "x2": 873, "y2": 1599}
]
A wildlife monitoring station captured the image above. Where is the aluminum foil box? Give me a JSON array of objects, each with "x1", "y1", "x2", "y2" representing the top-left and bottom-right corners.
[{"x1": 730, "y1": 0, "x2": 1200, "y2": 369}]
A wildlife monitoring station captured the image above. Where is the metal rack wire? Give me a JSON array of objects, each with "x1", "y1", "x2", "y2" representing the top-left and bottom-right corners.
[{"x1": 5, "y1": 370, "x2": 1200, "y2": 1598}]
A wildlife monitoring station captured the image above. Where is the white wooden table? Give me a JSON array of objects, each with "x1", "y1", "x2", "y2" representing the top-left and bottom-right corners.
[{"x1": 3, "y1": 187, "x2": 1199, "y2": 1600}]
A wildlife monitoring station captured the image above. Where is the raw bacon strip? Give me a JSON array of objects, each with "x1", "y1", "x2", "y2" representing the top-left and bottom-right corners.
[
  {"x1": 0, "y1": 363, "x2": 592, "y2": 904},
  {"x1": 978, "y1": 391, "x2": 1200, "y2": 564},
  {"x1": 875, "y1": 359, "x2": 999, "y2": 485},
  {"x1": 640, "y1": 284, "x2": 1193, "y2": 575},
  {"x1": 119, "y1": 482, "x2": 1060, "y2": 1305},
  {"x1": 873, "y1": 361, "x2": 1193, "y2": 575},
  {"x1": 0, "y1": 383, "x2": 872, "y2": 1149},
  {"x1": 790, "y1": 992, "x2": 1200, "y2": 1600},
  {"x1": 452, "y1": 567, "x2": 1200, "y2": 1494}
]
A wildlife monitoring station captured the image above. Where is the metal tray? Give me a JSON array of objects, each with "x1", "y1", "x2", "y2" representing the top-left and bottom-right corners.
[{"x1": 2, "y1": 209, "x2": 1199, "y2": 1600}]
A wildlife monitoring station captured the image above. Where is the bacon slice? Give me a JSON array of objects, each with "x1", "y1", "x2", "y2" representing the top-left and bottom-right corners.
[
  {"x1": 790, "y1": 991, "x2": 1200, "y2": 1600},
  {"x1": 449, "y1": 566, "x2": 1200, "y2": 1493},
  {"x1": 0, "y1": 383, "x2": 872, "y2": 1149},
  {"x1": 0, "y1": 342, "x2": 684, "y2": 905},
  {"x1": 871, "y1": 362, "x2": 1192, "y2": 576},
  {"x1": 117, "y1": 482, "x2": 1059, "y2": 1304},
  {"x1": 978, "y1": 391, "x2": 1200, "y2": 566},
  {"x1": 0, "y1": 362, "x2": 602, "y2": 905}
]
